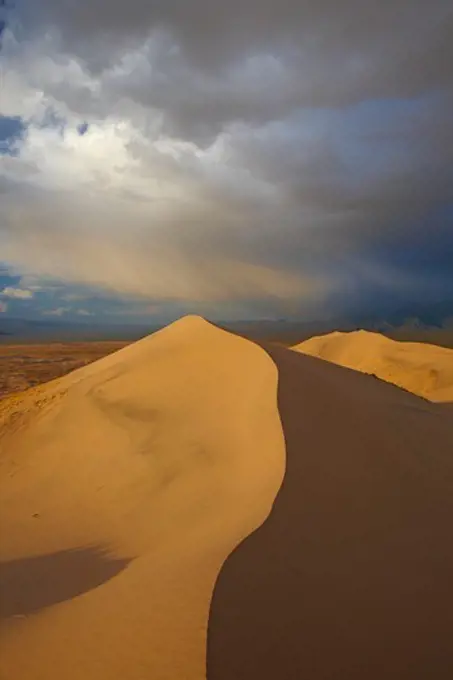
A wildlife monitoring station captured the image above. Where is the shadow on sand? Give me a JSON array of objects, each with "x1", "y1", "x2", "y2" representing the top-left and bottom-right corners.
[
  {"x1": 207, "y1": 345, "x2": 453, "y2": 679},
  {"x1": 0, "y1": 547, "x2": 131, "y2": 620}
]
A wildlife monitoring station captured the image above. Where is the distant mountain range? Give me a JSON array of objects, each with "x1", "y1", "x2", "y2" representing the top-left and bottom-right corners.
[
  {"x1": 0, "y1": 317, "x2": 159, "y2": 342},
  {"x1": 1, "y1": 299, "x2": 451, "y2": 343},
  {"x1": 222, "y1": 301, "x2": 453, "y2": 341}
]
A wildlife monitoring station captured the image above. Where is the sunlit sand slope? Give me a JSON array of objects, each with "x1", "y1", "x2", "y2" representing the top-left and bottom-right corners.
[
  {"x1": 0, "y1": 316, "x2": 284, "y2": 680},
  {"x1": 293, "y1": 330, "x2": 453, "y2": 402}
]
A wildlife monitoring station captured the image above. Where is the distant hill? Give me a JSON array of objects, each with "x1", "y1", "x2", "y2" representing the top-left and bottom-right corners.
[
  {"x1": 293, "y1": 329, "x2": 453, "y2": 402},
  {"x1": 220, "y1": 317, "x2": 453, "y2": 349},
  {"x1": 0, "y1": 317, "x2": 161, "y2": 343}
]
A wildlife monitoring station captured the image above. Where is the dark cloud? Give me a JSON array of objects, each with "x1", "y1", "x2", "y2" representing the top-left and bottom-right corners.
[
  {"x1": 0, "y1": 0, "x2": 451, "y2": 320},
  {"x1": 16, "y1": 2, "x2": 451, "y2": 136},
  {"x1": 27, "y1": 1, "x2": 451, "y2": 73},
  {"x1": 0, "y1": 4, "x2": 438, "y2": 184},
  {"x1": 25, "y1": 1, "x2": 451, "y2": 80}
]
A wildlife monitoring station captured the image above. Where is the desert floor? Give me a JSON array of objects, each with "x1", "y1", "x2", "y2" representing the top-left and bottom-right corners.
[{"x1": 0, "y1": 341, "x2": 129, "y2": 400}]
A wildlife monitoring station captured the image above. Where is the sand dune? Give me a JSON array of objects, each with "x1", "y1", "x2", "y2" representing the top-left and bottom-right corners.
[
  {"x1": 293, "y1": 329, "x2": 453, "y2": 402},
  {"x1": 0, "y1": 316, "x2": 285, "y2": 680},
  {"x1": 1, "y1": 317, "x2": 453, "y2": 679},
  {"x1": 208, "y1": 344, "x2": 453, "y2": 679}
]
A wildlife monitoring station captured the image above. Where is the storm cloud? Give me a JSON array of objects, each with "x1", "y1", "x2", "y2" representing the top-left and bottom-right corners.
[{"x1": 0, "y1": 0, "x2": 452, "y2": 321}]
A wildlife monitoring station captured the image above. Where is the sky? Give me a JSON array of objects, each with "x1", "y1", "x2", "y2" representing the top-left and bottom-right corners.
[{"x1": 0, "y1": 0, "x2": 452, "y2": 324}]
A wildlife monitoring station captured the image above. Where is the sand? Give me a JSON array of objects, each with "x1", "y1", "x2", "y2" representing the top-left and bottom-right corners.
[
  {"x1": 1, "y1": 317, "x2": 453, "y2": 679},
  {"x1": 208, "y1": 344, "x2": 453, "y2": 679},
  {"x1": 292, "y1": 329, "x2": 453, "y2": 402},
  {"x1": 0, "y1": 316, "x2": 285, "y2": 680}
]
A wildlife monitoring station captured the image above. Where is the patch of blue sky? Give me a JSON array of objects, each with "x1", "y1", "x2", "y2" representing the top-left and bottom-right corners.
[{"x1": 0, "y1": 115, "x2": 26, "y2": 155}]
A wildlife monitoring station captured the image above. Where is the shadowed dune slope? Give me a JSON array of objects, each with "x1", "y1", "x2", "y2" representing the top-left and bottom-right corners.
[
  {"x1": 0, "y1": 316, "x2": 285, "y2": 680},
  {"x1": 293, "y1": 330, "x2": 453, "y2": 402},
  {"x1": 208, "y1": 345, "x2": 453, "y2": 680}
]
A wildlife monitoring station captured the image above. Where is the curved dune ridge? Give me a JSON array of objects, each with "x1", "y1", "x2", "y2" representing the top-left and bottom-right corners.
[
  {"x1": 0, "y1": 316, "x2": 285, "y2": 680},
  {"x1": 292, "y1": 329, "x2": 453, "y2": 402},
  {"x1": 208, "y1": 344, "x2": 453, "y2": 679},
  {"x1": 1, "y1": 317, "x2": 453, "y2": 679}
]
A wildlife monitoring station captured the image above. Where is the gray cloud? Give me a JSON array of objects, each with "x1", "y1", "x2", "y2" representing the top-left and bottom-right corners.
[
  {"x1": 14, "y1": 1, "x2": 450, "y2": 141},
  {"x1": 0, "y1": 0, "x2": 451, "y2": 320},
  {"x1": 1, "y1": 180, "x2": 327, "y2": 308},
  {"x1": 30, "y1": 1, "x2": 452, "y2": 75}
]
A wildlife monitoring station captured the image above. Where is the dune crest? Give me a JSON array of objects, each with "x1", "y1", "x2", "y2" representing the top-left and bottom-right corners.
[
  {"x1": 0, "y1": 316, "x2": 285, "y2": 680},
  {"x1": 293, "y1": 329, "x2": 453, "y2": 402},
  {"x1": 208, "y1": 344, "x2": 453, "y2": 679}
]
